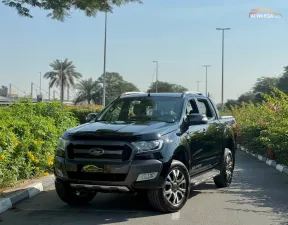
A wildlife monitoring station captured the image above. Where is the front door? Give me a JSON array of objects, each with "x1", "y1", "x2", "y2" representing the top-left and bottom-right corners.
[
  {"x1": 184, "y1": 98, "x2": 208, "y2": 175},
  {"x1": 195, "y1": 98, "x2": 222, "y2": 168}
]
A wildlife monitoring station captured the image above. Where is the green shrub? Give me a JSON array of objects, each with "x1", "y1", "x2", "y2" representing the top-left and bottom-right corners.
[
  {"x1": 233, "y1": 89, "x2": 288, "y2": 165},
  {"x1": 68, "y1": 104, "x2": 103, "y2": 124},
  {"x1": 0, "y1": 100, "x2": 78, "y2": 188}
]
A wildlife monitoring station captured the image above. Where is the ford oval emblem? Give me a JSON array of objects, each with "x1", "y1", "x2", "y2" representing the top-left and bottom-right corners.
[{"x1": 89, "y1": 148, "x2": 105, "y2": 156}]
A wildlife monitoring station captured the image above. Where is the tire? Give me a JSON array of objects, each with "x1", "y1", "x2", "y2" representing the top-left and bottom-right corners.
[
  {"x1": 147, "y1": 160, "x2": 190, "y2": 213},
  {"x1": 213, "y1": 148, "x2": 234, "y2": 188},
  {"x1": 55, "y1": 179, "x2": 97, "y2": 205}
]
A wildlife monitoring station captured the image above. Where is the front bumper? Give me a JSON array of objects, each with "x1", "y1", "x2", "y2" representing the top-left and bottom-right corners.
[{"x1": 54, "y1": 156, "x2": 165, "y2": 193}]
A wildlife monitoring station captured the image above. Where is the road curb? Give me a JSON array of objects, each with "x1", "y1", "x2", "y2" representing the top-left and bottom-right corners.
[
  {"x1": 0, "y1": 175, "x2": 55, "y2": 214},
  {"x1": 237, "y1": 144, "x2": 288, "y2": 176}
]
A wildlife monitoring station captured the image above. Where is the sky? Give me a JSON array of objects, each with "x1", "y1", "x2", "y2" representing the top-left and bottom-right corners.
[{"x1": 0, "y1": 0, "x2": 287, "y2": 103}]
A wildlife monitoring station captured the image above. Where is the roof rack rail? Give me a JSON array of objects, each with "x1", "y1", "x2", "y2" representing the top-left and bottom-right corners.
[
  {"x1": 119, "y1": 92, "x2": 147, "y2": 98},
  {"x1": 181, "y1": 91, "x2": 203, "y2": 97}
]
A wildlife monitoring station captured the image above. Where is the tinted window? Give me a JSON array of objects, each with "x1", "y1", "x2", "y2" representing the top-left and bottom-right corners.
[
  {"x1": 98, "y1": 97, "x2": 183, "y2": 123},
  {"x1": 185, "y1": 99, "x2": 199, "y2": 115},
  {"x1": 196, "y1": 98, "x2": 215, "y2": 119}
]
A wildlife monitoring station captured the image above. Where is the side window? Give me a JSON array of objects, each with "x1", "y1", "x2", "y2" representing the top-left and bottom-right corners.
[
  {"x1": 103, "y1": 101, "x2": 124, "y2": 121},
  {"x1": 196, "y1": 98, "x2": 215, "y2": 120},
  {"x1": 186, "y1": 101, "x2": 193, "y2": 115},
  {"x1": 185, "y1": 99, "x2": 198, "y2": 115},
  {"x1": 209, "y1": 99, "x2": 219, "y2": 119}
]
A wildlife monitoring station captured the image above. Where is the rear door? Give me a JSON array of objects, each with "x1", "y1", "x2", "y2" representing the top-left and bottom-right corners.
[{"x1": 195, "y1": 97, "x2": 222, "y2": 168}]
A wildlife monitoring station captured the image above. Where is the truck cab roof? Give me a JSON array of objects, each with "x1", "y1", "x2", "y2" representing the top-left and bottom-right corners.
[{"x1": 119, "y1": 91, "x2": 204, "y2": 99}]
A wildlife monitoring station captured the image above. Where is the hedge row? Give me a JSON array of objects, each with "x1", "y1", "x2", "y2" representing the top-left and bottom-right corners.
[
  {"x1": 68, "y1": 104, "x2": 103, "y2": 124},
  {"x1": 232, "y1": 89, "x2": 288, "y2": 166},
  {"x1": 0, "y1": 101, "x2": 100, "y2": 188}
]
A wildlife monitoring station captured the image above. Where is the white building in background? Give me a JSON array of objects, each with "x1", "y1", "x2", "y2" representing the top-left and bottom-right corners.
[{"x1": 7, "y1": 89, "x2": 19, "y2": 98}]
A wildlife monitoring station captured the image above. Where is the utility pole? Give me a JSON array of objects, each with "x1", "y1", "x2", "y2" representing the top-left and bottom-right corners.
[
  {"x1": 60, "y1": 60, "x2": 64, "y2": 103},
  {"x1": 31, "y1": 82, "x2": 33, "y2": 98},
  {"x1": 9, "y1": 83, "x2": 11, "y2": 96},
  {"x1": 196, "y1": 81, "x2": 201, "y2": 92},
  {"x1": 53, "y1": 90, "x2": 56, "y2": 99},
  {"x1": 202, "y1": 65, "x2": 211, "y2": 96},
  {"x1": 153, "y1": 61, "x2": 159, "y2": 92},
  {"x1": 67, "y1": 86, "x2": 69, "y2": 101},
  {"x1": 102, "y1": 12, "x2": 108, "y2": 107},
  {"x1": 39, "y1": 72, "x2": 42, "y2": 96},
  {"x1": 48, "y1": 86, "x2": 51, "y2": 100},
  {"x1": 216, "y1": 28, "x2": 231, "y2": 111}
]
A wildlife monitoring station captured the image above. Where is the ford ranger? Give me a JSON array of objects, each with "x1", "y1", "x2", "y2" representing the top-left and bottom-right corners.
[{"x1": 53, "y1": 91, "x2": 238, "y2": 213}]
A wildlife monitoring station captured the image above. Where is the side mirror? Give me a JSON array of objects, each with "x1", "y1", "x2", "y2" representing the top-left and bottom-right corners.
[
  {"x1": 187, "y1": 113, "x2": 208, "y2": 125},
  {"x1": 86, "y1": 113, "x2": 98, "y2": 123}
]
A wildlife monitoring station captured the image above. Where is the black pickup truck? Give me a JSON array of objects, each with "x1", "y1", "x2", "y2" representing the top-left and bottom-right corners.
[{"x1": 54, "y1": 91, "x2": 238, "y2": 213}]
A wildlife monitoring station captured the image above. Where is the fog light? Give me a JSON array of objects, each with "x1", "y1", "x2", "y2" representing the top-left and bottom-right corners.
[
  {"x1": 55, "y1": 168, "x2": 64, "y2": 177},
  {"x1": 136, "y1": 172, "x2": 158, "y2": 182}
]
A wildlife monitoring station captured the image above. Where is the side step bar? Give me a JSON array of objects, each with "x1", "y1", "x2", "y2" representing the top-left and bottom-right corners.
[
  {"x1": 70, "y1": 184, "x2": 130, "y2": 193},
  {"x1": 190, "y1": 169, "x2": 220, "y2": 186}
]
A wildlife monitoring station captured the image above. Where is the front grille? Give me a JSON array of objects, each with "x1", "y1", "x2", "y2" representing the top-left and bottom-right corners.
[
  {"x1": 67, "y1": 172, "x2": 127, "y2": 182},
  {"x1": 67, "y1": 144, "x2": 132, "y2": 161}
]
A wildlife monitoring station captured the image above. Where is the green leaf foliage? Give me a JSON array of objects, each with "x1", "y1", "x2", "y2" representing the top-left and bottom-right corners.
[
  {"x1": 232, "y1": 89, "x2": 288, "y2": 166},
  {"x1": 2, "y1": 0, "x2": 142, "y2": 21},
  {"x1": 0, "y1": 99, "x2": 78, "y2": 188}
]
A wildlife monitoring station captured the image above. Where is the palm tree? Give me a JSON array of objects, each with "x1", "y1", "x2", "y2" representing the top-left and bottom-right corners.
[
  {"x1": 44, "y1": 58, "x2": 82, "y2": 102},
  {"x1": 74, "y1": 78, "x2": 102, "y2": 105}
]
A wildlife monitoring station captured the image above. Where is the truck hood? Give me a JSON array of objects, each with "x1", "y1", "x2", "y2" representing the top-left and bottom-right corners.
[{"x1": 64, "y1": 121, "x2": 179, "y2": 141}]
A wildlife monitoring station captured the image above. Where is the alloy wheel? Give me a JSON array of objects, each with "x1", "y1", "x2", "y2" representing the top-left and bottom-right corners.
[
  {"x1": 163, "y1": 169, "x2": 187, "y2": 206},
  {"x1": 225, "y1": 153, "x2": 233, "y2": 182}
]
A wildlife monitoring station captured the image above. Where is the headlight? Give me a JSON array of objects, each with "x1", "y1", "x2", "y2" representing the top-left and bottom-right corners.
[
  {"x1": 57, "y1": 138, "x2": 70, "y2": 151},
  {"x1": 56, "y1": 138, "x2": 70, "y2": 157},
  {"x1": 131, "y1": 140, "x2": 164, "y2": 154}
]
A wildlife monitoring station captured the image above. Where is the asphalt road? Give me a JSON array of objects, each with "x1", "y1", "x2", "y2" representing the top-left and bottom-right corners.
[{"x1": 1, "y1": 151, "x2": 288, "y2": 225}]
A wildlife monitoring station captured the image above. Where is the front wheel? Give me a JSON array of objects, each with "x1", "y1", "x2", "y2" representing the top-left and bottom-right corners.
[
  {"x1": 213, "y1": 148, "x2": 234, "y2": 188},
  {"x1": 55, "y1": 180, "x2": 97, "y2": 205},
  {"x1": 147, "y1": 160, "x2": 190, "y2": 213}
]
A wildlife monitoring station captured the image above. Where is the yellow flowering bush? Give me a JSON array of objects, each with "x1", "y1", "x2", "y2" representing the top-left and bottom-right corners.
[{"x1": 0, "y1": 100, "x2": 78, "y2": 188}]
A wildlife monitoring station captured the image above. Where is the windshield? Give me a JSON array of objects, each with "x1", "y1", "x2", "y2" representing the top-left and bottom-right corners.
[{"x1": 97, "y1": 97, "x2": 183, "y2": 123}]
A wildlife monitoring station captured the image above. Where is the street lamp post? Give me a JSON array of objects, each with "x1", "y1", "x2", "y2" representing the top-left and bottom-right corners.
[
  {"x1": 216, "y1": 28, "x2": 231, "y2": 111},
  {"x1": 102, "y1": 12, "x2": 108, "y2": 107},
  {"x1": 153, "y1": 61, "x2": 158, "y2": 93},
  {"x1": 202, "y1": 65, "x2": 211, "y2": 96}
]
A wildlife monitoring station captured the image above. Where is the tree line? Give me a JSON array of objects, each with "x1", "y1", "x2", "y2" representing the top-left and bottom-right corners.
[
  {"x1": 0, "y1": 58, "x2": 188, "y2": 104},
  {"x1": 4, "y1": 58, "x2": 186, "y2": 105},
  {"x1": 224, "y1": 66, "x2": 288, "y2": 110}
]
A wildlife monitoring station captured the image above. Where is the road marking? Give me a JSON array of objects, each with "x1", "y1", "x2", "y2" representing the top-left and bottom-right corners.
[
  {"x1": 8, "y1": 208, "x2": 153, "y2": 213},
  {"x1": 172, "y1": 211, "x2": 180, "y2": 220},
  {"x1": 266, "y1": 160, "x2": 273, "y2": 166},
  {"x1": 276, "y1": 164, "x2": 284, "y2": 172},
  {"x1": 258, "y1": 155, "x2": 263, "y2": 161}
]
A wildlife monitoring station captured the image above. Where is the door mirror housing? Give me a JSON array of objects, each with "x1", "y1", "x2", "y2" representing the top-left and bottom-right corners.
[
  {"x1": 86, "y1": 113, "x2": 98, "y2": 123},
  {"x1": 187, "y1": 113, "x2": 208, "y2": 125}
]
